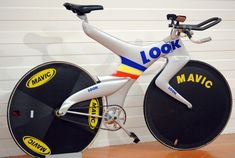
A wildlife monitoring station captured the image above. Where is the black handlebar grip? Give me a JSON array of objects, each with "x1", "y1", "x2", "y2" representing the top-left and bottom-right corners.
[
  {"x1": 196, "y1": 17, "x2": 221, "y2": 30},
  {"x1": 174, "y1": 17, "x2": 222, "y2": 31}
]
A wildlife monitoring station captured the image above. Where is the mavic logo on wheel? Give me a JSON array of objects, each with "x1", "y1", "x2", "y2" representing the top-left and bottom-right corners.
[
  {"x1": 176, "y1": 73, "x2": 213, "y2": 88},
  {"x1": 26, "y1": 68, "x2": 56, "y2": 88},
  {"x1": 88, "y1": 99, "x2": 100, "y2": 129},
  {"x1": 140, "y1": 39, "x2": 181, "y2": 64},
  {"x1": 23, "y1": 136, "x2": 51, "y2": 156}
]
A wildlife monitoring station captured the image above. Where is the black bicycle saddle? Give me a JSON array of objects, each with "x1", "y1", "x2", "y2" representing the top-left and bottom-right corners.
[{"x1": 64, "y1": 2, "x2": 103, "y2": 15}]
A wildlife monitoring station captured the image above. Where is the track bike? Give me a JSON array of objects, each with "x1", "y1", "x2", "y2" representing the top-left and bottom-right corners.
[{"x1": 7, "y1": 3, "x2": 232, "y2": 157}]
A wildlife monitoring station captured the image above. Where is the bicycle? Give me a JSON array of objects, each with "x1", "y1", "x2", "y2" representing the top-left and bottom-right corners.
[{"x1": 7, "y1": 2, "x2": 232, "y2": 157}]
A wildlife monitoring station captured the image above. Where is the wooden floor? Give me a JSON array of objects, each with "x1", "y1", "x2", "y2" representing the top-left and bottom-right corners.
[{"x1": 11, "y1": 134, "x2": 235, "y2": 158}]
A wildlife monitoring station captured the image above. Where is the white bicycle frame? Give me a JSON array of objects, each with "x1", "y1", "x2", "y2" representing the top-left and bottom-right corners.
[{"x1": 58, "y1": 15, "x2": 193, "y2": 116}]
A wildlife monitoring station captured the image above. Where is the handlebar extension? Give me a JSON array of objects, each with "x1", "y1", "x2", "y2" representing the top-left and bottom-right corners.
[
  {"x1": 168, "y1": 14, "x2": 222, "y2": 31},
  {"x1": 176, "y1": 17, "x2": 221, "y2": 31},
  {"x1": 168, "y1": 14, "x2": 221, "y2": 44}
]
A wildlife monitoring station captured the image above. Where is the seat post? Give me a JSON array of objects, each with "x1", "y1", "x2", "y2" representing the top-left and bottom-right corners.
[{"x1": 78, "y1": 14, "x2": 88, "y2": 23}]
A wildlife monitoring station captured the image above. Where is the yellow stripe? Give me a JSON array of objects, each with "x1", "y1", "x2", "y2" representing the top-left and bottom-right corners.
[{"x1": 117, "y1": 64, "x2": 143, "y2": 76}]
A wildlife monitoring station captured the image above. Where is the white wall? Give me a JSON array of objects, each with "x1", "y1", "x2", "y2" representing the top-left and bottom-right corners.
[{"x1": 0, "y1": 0, "x2": 235, "y2": 156}]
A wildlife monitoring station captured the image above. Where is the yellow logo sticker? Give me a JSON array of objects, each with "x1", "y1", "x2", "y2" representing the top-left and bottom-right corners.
[
  {"x1": 23, "y1": 136, "x2": 51, "y2": 156},
  {"x1": 176, "y1": 73, "x2": 213, "y2": 88},
  {"x1": 88, "y1": 99, "x2": 100, "y2": 129},
  {"x1": 26, "y1": 68, "x2": 56, "y2": 88}
]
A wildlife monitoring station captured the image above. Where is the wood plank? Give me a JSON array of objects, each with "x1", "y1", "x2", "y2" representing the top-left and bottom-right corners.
[
  {"x1": 0, "y1": 21, "x2": 234, "y2": 32},
  {"x1": 0, "y1": 51, "x2": 235, "y2": 68},
  {"x1": 0, "y1": 8, "x2": 235, "y2": 21},
  {"x1": 1, "y1": 69, "x2": 235, "y2": 103},
  {"x1": 0, "y1": 57, "x2": 235, "y2": 83},
  {"x1": 1, "y1": 58, "x2": 235, "y2": 82},
  {"x1": 0, "y1": 30, "x2": 234, "y2": 44},
  {"x1": 1, "y1": 0, "x2": 235, "y2": 9},
  {"x1": 0, "y1": 40, "x2": 234, "y2": 57},
  {"x1": 0, "y1": 54, "x2": 119, "y2": 67},
  {"x1": 1, "y1": 76, "x2": 235, "y2": 102}
]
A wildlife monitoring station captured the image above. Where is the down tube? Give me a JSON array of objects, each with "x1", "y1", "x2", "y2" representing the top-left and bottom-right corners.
[
  {"x1": 58, "y1": 76, "x2": 133, "y2": 115},
  {"x1": 98, "y1": 76, "x2": 135, "y2": 107}
]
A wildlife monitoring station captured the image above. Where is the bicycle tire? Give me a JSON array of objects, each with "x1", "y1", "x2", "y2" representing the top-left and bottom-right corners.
[
  {"x1": 7, "y1": 61, "x2": 103, "y2": 157},
  {"x1": 144, "y1": 60, "x2": 232, "y2": 150}
]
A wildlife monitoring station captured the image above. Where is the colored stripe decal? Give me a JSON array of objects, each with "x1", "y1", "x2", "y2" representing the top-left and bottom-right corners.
[
  {"x1": 117, "y1": 64, "x2": 143, "y2": 76},
  {"x1": 112, "y1": 71, "x2": 139, "y2": 80},
  {"x1": 121, "y1": 56, "x2": 147, "y2": 72}
]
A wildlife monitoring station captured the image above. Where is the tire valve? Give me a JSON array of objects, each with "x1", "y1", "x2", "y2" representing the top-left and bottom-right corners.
[
  {"x1": 174, "y1": 139, "x2": 178, "y2": 146},
  {"x1": 30, "y1": 110, "x2": 34, "y2": 118}
]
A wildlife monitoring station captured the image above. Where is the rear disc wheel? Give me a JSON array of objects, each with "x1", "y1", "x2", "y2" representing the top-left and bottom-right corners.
[{"x1": 7, "y1": 61, "x2": 103, "y2": 157}]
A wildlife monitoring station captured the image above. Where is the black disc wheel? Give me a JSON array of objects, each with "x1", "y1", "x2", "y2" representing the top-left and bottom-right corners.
[
  {"x1": 144, "y1": 60, "x2": 232, "y2": 150},
  {"x1": 7, "y1": 61, "x2": 103, "y2": 157}
]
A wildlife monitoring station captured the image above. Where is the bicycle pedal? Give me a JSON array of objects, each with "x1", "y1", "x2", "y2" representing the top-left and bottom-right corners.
[{"x1": 130, "y1": 132, "x2": 140, "y2": 144}]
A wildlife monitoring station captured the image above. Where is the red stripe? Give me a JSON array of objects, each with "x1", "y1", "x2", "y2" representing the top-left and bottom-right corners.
[{"x1": 112, "y1": 71, "x2": 139, "y2": 80}]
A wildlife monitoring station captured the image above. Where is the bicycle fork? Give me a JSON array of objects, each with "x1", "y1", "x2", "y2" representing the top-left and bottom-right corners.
[{"x1": 155, "y1": 47, "x2": 192, "y2": 109}]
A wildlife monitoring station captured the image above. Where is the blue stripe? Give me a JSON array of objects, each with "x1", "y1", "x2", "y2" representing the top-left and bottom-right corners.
[{"x1": 121, "y1": 56, "x2": 147, "y2": 72}]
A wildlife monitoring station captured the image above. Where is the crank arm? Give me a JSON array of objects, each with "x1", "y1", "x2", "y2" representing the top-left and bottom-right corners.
[{"x1": 114, "y1": 120, "x2": 140, "y2": 143}]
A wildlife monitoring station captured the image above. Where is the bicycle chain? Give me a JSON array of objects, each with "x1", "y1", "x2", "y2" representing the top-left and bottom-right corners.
[{"x1": 59, "y1": 104, "x2": 126, "y2": 131}]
